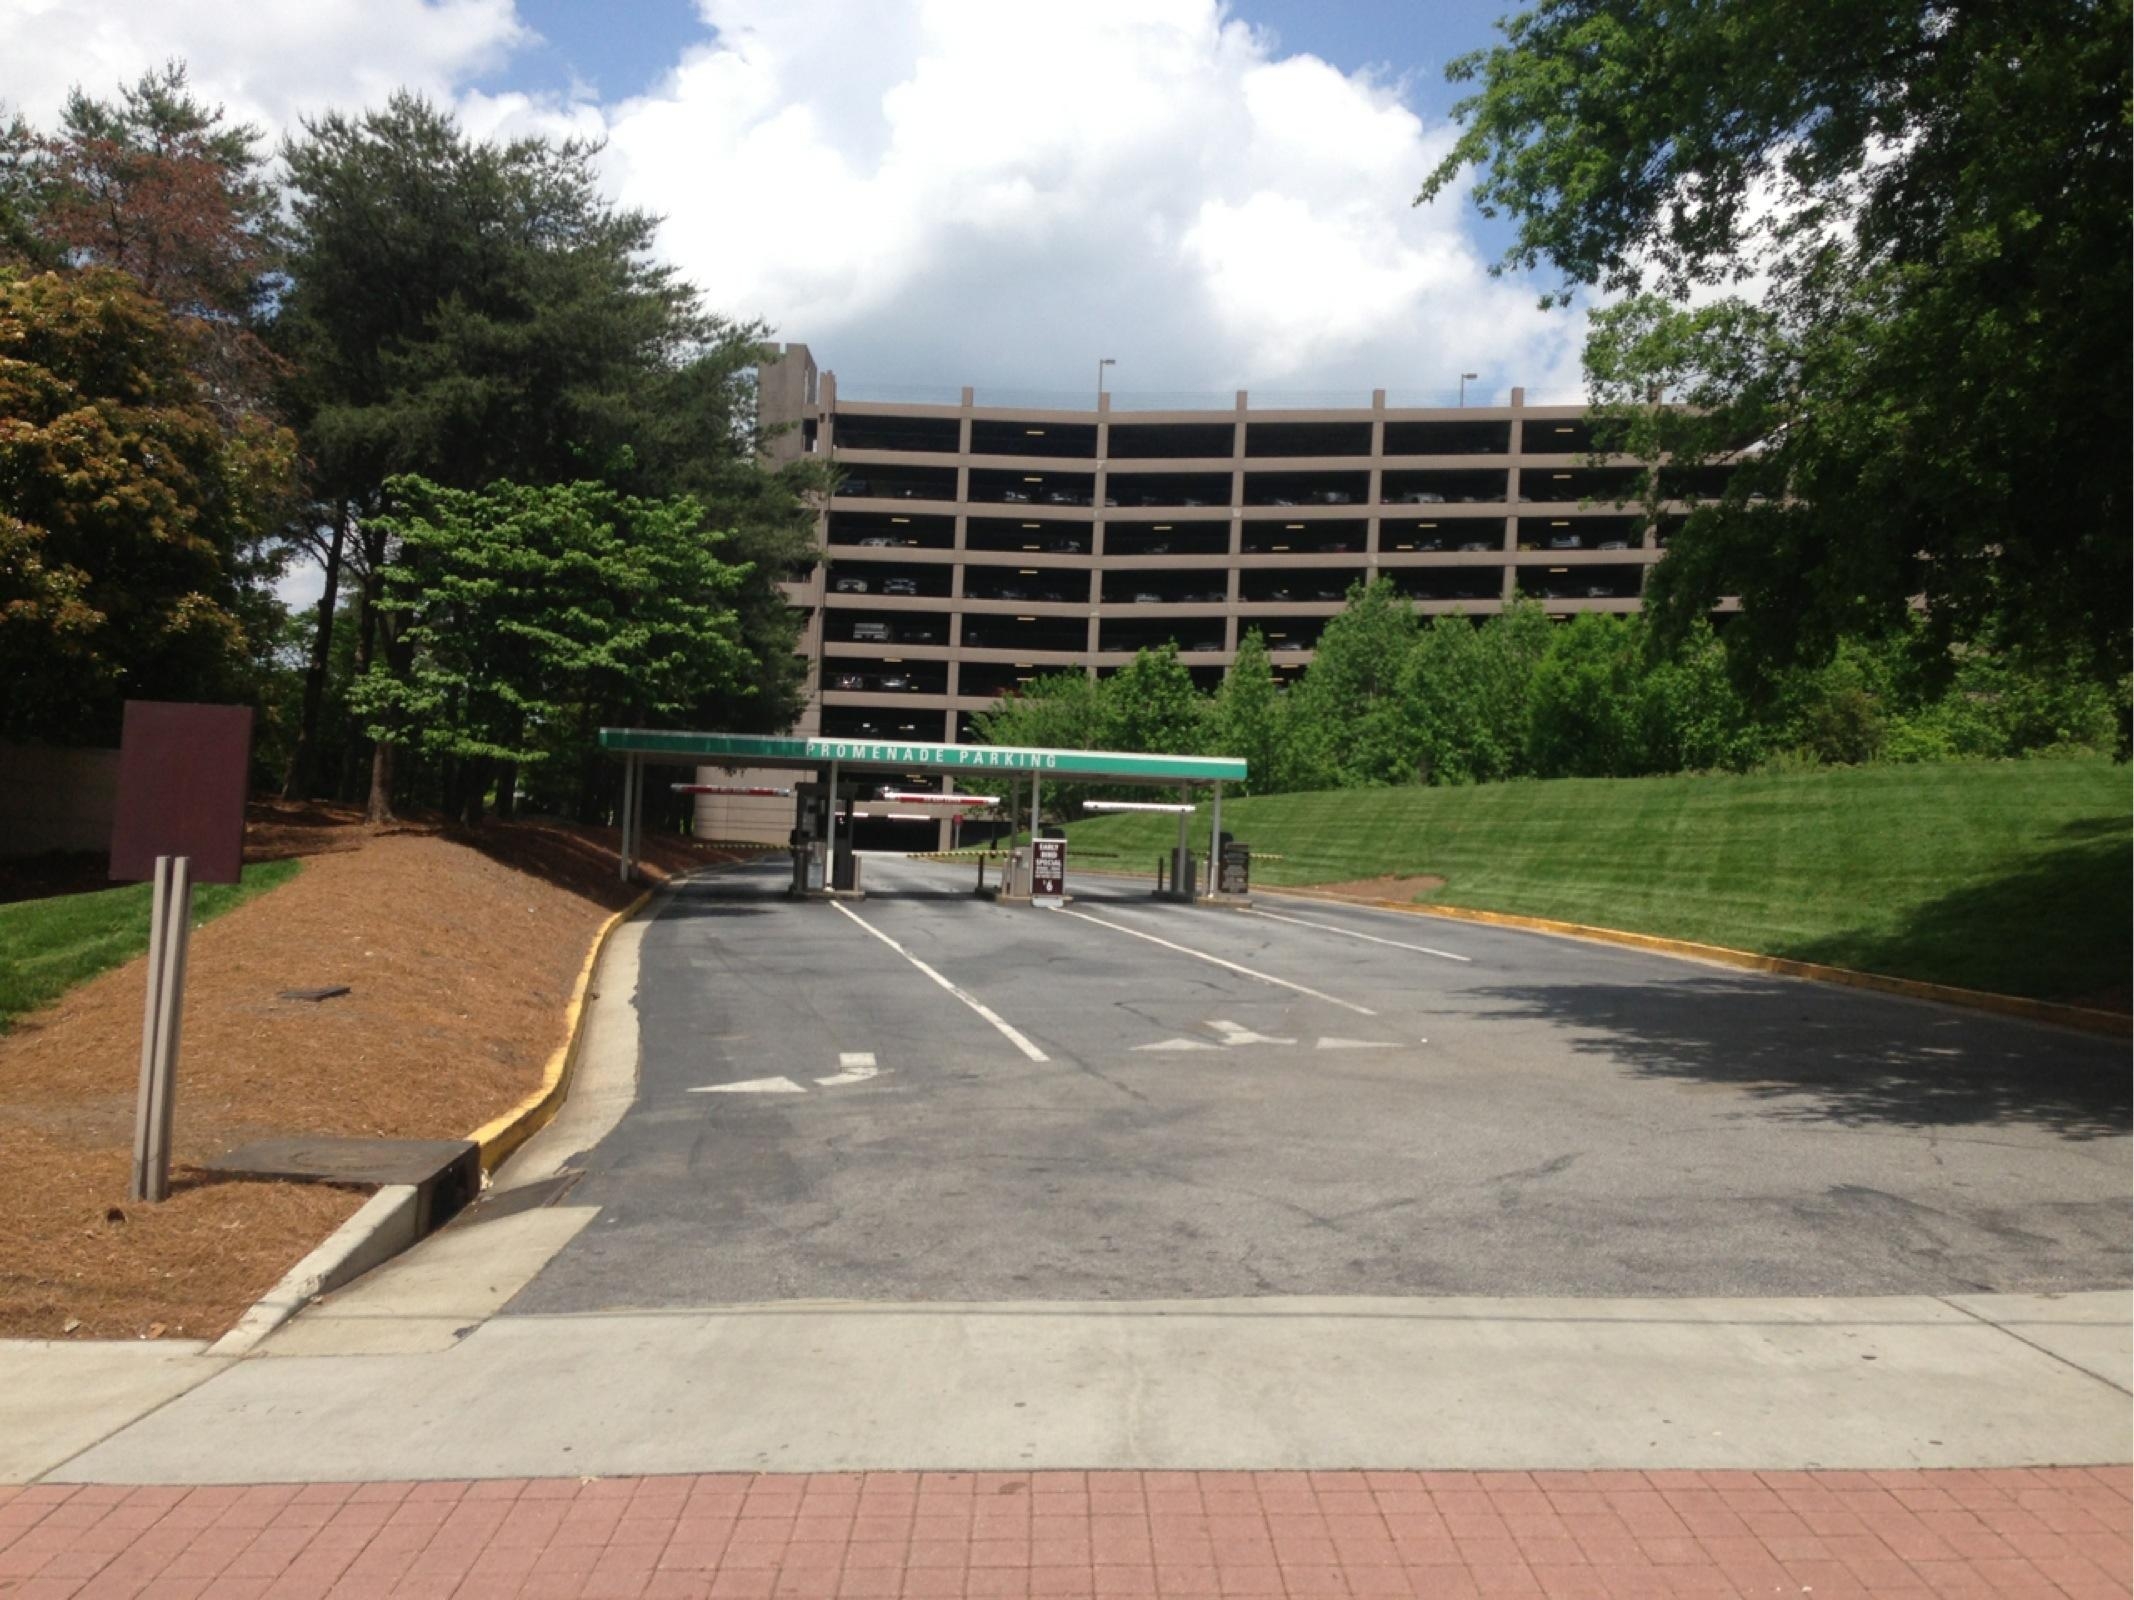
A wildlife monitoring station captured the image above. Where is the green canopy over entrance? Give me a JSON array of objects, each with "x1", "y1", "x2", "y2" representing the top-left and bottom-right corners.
[
  {"x1": 597, "y1": 727, "x2": 1245, "y2": 895},
  {"x1": 598, "y1": 728, "x2": 1245, "y2": 784}
]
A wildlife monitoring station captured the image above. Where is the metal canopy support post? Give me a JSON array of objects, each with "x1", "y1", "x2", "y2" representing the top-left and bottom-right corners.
[
  {"x1": 1174, "y1": 790, "x2": 1191, "y2": 900},
  {"x1": 129, "y1": 853, "x2": 193, "y2": 1203},
  {"x1": 827, "y1": 756, "x2": 840, "y2": 889},
  {"x1": 618, "y1": 753, "x2": 638, "y2": 883},
  {"x1": 1210, "y1": 781, "x2": 1224, "y2": 890}
]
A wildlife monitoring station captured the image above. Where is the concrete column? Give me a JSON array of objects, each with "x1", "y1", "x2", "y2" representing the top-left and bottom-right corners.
[
  {"x1": 1367, "y1": 390, "x2": 1386, "y2": 582},
  {"x1": 1502, "y1": 386, "x2": 1524, "y2": 602}
]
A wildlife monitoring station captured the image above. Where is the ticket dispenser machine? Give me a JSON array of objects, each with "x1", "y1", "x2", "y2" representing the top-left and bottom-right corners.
[{"x1": 789, "y1": 782, "x2": 858, "y2": 895}]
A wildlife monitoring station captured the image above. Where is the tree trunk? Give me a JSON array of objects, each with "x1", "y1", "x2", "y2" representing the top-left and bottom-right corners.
[
  {"x1": 365, "y1": 737, "x2": 396, "y2": 824},
  {"x1": 342, "y1": 564, "x2": 381, "y2": 805},
  {"x1": 363, "y1": 576, "x2": 400, "y2": 825},
  {"x1": 280, "y1": 501, "x2": 347, "y2": 800},
  {"x1": 446, "y1": 757, "x2": 483, "y2": 827},
  {"x1": 493, "y1": 758, "x2": 517, "y2": 820}
]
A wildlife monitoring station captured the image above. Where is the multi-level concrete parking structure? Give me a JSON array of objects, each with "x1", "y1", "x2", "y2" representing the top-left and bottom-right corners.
[{"x1": 698, "y1": 344, "x2": 1689, "y2": 847}]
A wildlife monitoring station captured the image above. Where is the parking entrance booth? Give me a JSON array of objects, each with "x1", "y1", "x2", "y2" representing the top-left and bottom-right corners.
[{"x1": 598, "y1": 729, "x2": 1245, "y2": 903}]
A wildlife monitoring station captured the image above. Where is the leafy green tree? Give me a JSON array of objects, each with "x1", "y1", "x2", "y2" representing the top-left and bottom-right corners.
[
  {"x1": 1525, "y1": 613, "x2": 1646, "y2": 778},
  {"x1": 1100, "y1": 644, "x2": 1205, "y2": 757},
  {"x1": 1421, "y1": 0, "x2": 2130, "y2": 690},
  {"x1": 972, "y1": 668, "x2": 1114, "y2": 826},
  {"x1": 972, "y1": 668, "x2": 1109, "y2": 754},
  {"x1": 1206, "y1": 628, "x2": 1290, "y2": 794},
  {"x1": 0, "y1": 268, "x2": 295, "y2": 743},
  {"x1": 1635, "y1": 620, "x2": 1764, "y2": 773},
  {"x1": 1287, "y1": 579, "x2": 1421, "y2": 786},
  {"x1": 1403, "y1": 600, "x2": 1553, "y2": 784},
  {"x1": 350, "y1": 476, "x2": 756, "y2": 822}
]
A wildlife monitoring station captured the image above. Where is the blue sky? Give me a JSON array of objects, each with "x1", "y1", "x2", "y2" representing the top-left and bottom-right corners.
[{"x1": 504, "y1": 1, "x2": 1517, "y2": 110}]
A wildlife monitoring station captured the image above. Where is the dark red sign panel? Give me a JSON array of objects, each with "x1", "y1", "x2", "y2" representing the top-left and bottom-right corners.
[
  {"x1": 109, "y1": 702, "x2": 253, "y2": 885},
  {"x1": 1032, "y1": 837, "x2": 1066, "y2": 903}
]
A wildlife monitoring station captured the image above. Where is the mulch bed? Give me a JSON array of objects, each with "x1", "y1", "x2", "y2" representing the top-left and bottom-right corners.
[{"x1": 0, "y1": 800, "x2": 740, "y2": 1340}]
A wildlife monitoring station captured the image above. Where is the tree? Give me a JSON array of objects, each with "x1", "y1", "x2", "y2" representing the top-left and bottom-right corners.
[
  {"x1": 1420, "y1": 0, "x2": 2131, "y2": 690},
  {"x1": 0, "y1": 269, "x2": 294, "y2": 743},
  {"x1": 973, "y1": 669, "x2": 1108, "y2": 753},
  {"x1": 349, "y1": 476, "x2": 756, "y2": 822},
  {"x1": 1403, "y1": 600, "x2": 1553, "y2": 785},
  {"x1": 1100, "y1": 645, "x2": 1205, "y2": 757},
  {"x1": 1524, "y1": 613, "x2": 1645, "y2": 778},
  {"x1": 1205, "y1": 629, "x2": 1289, "y2": 794},
  {"x1": 1286, "y1": 579, "x2": 1421, "y2": 787},
  {"x1": 276, "y1": 94, "x2": 813, "y2": 814},
  {"x1": 33, "y1": 67, "x2": 278, "y2": 326},
  {"x1": 1634, "y1": 619, "x2": 1763, "y2": 773}
]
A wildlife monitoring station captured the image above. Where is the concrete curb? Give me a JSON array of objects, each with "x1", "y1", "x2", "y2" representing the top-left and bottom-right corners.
[
  {"x1": 204, "y1": 1185, "x2": 421, "y2": 1358},
  {"x1": 465, "y1": 887, "x2": 654, "y2": 1173},
  {"x1": 1256, "y1": 884, "x2": 2133, "y2": 1038}
]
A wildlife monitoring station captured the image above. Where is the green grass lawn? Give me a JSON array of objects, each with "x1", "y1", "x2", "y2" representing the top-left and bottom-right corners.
[
  {"x1": 1063, "y1": 759, "x2": 2132, "y2": 1005},
  {"x1": 0, "y1": 859, "x2": 302, "y2": 1031}
]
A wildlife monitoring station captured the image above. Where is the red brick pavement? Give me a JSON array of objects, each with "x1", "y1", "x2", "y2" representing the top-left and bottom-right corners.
[{"x1": 0, "y1": 1468, "x2": 2125, "y2": 1600}]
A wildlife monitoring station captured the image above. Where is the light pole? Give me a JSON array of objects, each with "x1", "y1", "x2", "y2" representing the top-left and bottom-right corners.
[
  {"x1": 1458, "y1": 371, "x2": 1479, "y2": 407},
  {"x1": 1097, "y1": 356, "x2": 1116, "y2": 407}
]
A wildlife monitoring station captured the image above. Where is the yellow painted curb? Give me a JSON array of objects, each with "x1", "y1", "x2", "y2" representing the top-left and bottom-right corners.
[
  {"x1": 466, "y1": 887, "x2": 654, "y2": 1173},
  {"x1": 1259, "y1": 886, "x2": 2131, "y2": 1039}
]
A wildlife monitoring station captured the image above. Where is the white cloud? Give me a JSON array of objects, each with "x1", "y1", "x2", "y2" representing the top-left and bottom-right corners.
[
  {"x1": 0, "y1": 0, "x2": 1593, "y2": 403},
  {"x1": 0, "y1": 0, "x2": 525, "y2": 134},
  {"x1": 598, "y1": 0, "x2": 1589, "y2": 402}
]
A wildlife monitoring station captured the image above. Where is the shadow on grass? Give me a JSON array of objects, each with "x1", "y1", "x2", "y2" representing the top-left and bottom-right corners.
[
  {"x1": 1785, "y1": 833, "x2": 2132, "y2": 1008},
  {"x1": 1470, "y1": 973, "x2": 2130, "y2": 1139}
]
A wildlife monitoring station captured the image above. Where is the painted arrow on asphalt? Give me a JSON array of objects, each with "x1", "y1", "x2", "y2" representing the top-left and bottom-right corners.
[
  {"x1": 816, "y1": 1052, "x2": 879, "y2": 1086},
  {"x1": 691, "y1": 1052, "x2": 885, "y2": 1095},
  {"x1": 689, "y1": 1076, "x2": 806, "y2": 1094}
]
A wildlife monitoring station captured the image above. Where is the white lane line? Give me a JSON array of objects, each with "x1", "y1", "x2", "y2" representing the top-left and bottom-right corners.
[
  {"x1": 816, "y1": 1052, "x2": 879, "y2": 1087},
  {"x1": 1132, "y1": 1037, "x2": 1219, "y2": 1052},
  {"x1": 830, "y1": 902, "x2": 1050, "y2": 1063},
  {"x1": 1050, "y1": 908, "x2": 1376, "y2": 1017},
  {"x1": 1240, "y1": 906, "x2": 1472, "y2": 963},
  {"x1": 1317, "y1": 1036, "x2": 1399, "y2": 1051},
  {"x1": 689, "y1": 1076, "x2": 804, "y2": 1094}
]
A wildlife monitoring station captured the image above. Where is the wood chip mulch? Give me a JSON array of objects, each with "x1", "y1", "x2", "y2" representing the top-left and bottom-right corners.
[{"x1": 0, "y1": 800, "x2": 739, "y2": 1341}]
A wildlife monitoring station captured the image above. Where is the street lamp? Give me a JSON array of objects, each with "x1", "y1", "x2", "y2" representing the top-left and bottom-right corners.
[
  {"x1": 1097, "y1": 356, "x2": 1116, "y2": 407},
  {"x1": 1458, "y1": 371, "x2": 1479, "y2": 407}
]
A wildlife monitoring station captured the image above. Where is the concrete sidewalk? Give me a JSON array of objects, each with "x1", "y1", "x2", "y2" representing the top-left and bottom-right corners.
[
  {"x1": 4, "y1": 1287, "x2": 2124, "y2": 1485},
  {"x1": 3, "y1": 1465, "x2": 2128, "y2": 1600}
]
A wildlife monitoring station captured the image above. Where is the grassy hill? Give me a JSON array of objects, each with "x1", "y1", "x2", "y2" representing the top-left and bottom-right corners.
[
  {"x1": 0, "y1": 861, "x2": 300, "y2": 1031},
  {"x1": 1063, "y1": 758, "x2": 2131, "y2": 1006}
]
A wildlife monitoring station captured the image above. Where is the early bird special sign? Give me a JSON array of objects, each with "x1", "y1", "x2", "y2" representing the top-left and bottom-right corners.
[{"x1": 1032, "y1": 837, "x2": 1066, "y2": 908}]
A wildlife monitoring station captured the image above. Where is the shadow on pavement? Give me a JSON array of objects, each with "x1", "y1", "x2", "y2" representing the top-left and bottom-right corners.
[{"x1": 1471, "y1": 976, "x2": 2131, "y2": 1139}]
